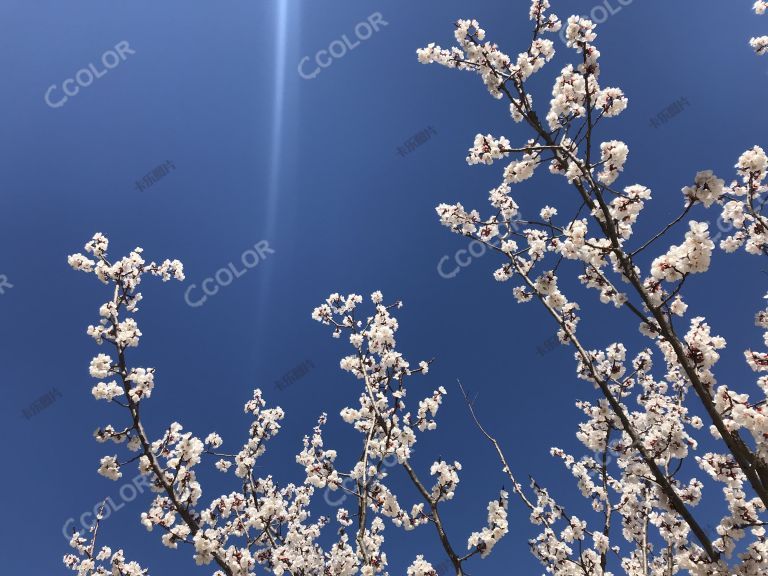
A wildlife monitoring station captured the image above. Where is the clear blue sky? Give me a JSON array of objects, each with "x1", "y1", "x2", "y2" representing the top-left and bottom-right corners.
[{"x1": 0, "y1": 1, "x2": 767, "y2": 574}]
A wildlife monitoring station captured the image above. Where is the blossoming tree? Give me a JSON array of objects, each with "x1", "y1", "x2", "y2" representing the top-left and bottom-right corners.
[
  {"x1": 418, "y1": 0, "x2": 768, "y2": 573},
  {"x1": 63, "y1": 2, "x2": 768, "y2": 575},
  {"x1": 65, "y1": 235, "x2": 506, "y2": 576}
]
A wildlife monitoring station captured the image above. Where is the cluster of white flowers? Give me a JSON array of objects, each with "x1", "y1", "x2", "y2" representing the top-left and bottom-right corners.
[
  {"x1": 699, "y1": 294, "x2": 768, "y2": 479},
  {"x1": 715, "y1": 146, "x2": 768, "y2": 255},
  {"x1": 467, "y1": 491, "x2": 508, "y2": 558},
  {"x1": 564, "y1": 15, "x2": 596, "y2": 48},
  {"x1": 682, "y1": 170, "x2": 726, "y2": 208},
  {"x1": 650, "y1": 221, "x2": 714, "y2": 282},
  {"x1": 311, "y1": 291, "x2": 510, "y2": 562},
  {"x1": 466, "y1": 133, "x2": 511, "y2": 165},
  {"x1": 416, "y1": 12, "x2": 558, "y2": 100},
  {"x1": 429, "y1": 460, "x2": 462, "y2": 501},
  {"x1": 752, "y1": 33, "x2": 768, "y2": 55},
  {"x1": 406, "y1": 555, "x2": 436, "y2": 576},
  {"x1": 751, "y1": 1, "x2": 768, "y2": 54},
  {"x1": 597, "y1": 140, "x2": 629, "y2": 185}
]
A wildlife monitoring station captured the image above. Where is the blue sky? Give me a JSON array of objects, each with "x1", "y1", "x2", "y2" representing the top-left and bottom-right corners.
[{"x1": 0, "y1": 1, "x2": 767, "y2": 574}]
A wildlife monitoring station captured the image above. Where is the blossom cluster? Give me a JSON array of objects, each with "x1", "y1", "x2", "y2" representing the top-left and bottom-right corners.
[
  {"x1": 714, "y1": 146, "x2": 768, "y2": 255},
  {"x1": 751, "y1": 1, "x2": 768, "y2": 55},
  {"x1": 67, "y1": 235, "x2": 509, "y2": 575}
]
